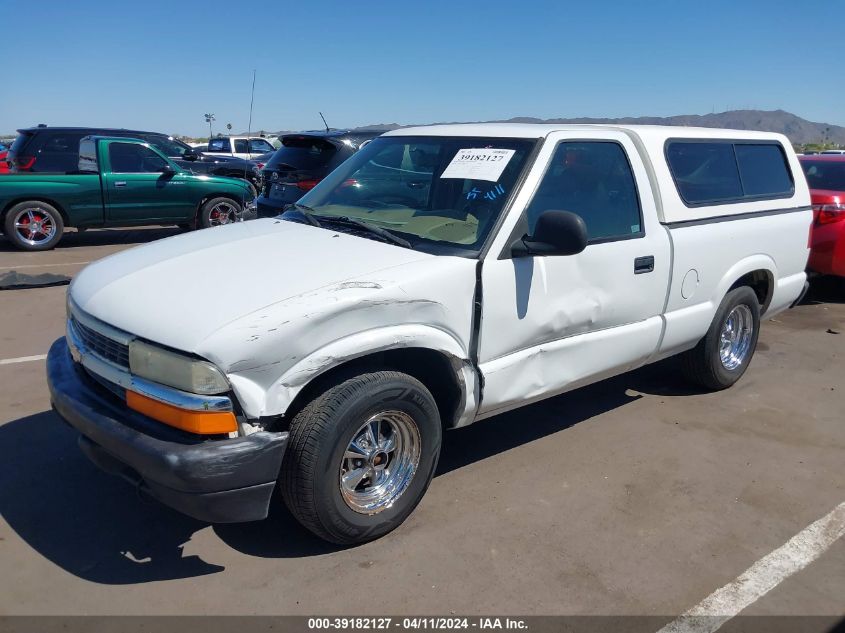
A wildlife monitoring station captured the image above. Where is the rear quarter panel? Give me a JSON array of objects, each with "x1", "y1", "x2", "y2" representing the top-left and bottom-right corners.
[
  {"x1": 658, "y1": 209, "x2": 812, "y2": 357},
  {"x1": 0, "y1": 175, "x2": 105, "y2": 226}
]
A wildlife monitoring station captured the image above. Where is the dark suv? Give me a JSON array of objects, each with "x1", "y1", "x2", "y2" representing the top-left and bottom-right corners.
[
  {"x1": 8, "y1": 126, "x2": 263, "y2": 192},
  {"x1": 256, "y1": 130, "x2": 381, "y2": 216}
]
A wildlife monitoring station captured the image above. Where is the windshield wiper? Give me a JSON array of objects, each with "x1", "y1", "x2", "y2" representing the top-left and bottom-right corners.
[
  {"x1": 290, "y1": 203, "x2": 322, "y2": 227},
  {"x1": 316, "y1": 215, "x2": 412, "y2": 249}
]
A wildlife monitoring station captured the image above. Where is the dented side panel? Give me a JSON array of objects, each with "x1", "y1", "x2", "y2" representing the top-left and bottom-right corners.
[{"x1": 478, "y1": 316, "x2": 663, "y2": 418}]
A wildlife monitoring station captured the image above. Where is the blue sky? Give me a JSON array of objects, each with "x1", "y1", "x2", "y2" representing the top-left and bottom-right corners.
[{"x1": 2, "y1": 0, "x2": 843, "y2": 136}]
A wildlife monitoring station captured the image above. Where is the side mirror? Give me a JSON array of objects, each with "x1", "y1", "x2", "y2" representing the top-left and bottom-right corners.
[
  {"x1": 182, "y1": 149, "x2": 199, "y2": 161},
  {"x1": 511, "y1": 210, "x2": 588, "y2": 257},
  {"x1": 160, "y1": 163, "x2": 177, "y2": 175}
]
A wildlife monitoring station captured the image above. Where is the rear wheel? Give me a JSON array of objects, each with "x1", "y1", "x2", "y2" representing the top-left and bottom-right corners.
[
  {"x1": 3, "y1": 201, "x2": 64, "y2": 251},
  {"x1": 280, "y1": 371, "x2": 442, "y2": 544},
  {"x1": 198, "y1": 197, "x2": 242, "y2": 228},
  {"x1": 681, "y1": 286, "x2": 761, "y2": 390}
]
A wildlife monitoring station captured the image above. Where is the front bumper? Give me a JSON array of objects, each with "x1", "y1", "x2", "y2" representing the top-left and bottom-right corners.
[
  {"x1": 255, "y1": 195, "x2": 287, "y2": 217},
  {"x1": 46, "y1": 337, "x2": 288, "y2": 523}
]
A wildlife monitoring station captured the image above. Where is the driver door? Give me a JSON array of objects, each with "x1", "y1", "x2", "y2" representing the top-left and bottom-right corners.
[
  {"x1": 476, "y1": 130, "x2": 671, "y2": 417},
  {"x1": 102, "y1": 141, "x2": 195, "y2": 223}
]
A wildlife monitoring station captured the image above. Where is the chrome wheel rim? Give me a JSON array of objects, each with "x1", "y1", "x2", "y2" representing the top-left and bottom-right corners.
[
  {"x1": 339, "y1": 411, "x2": 421, "y2": 515},
  {"x1": 719, "y1": 304, "x2": 754, "y2": 370},
  {"x1": 13, "y1": 208, "x2": 56, "y2": 246},
  {"x1": 208, "y1": 201, "x2": 238, "y2": 226}
]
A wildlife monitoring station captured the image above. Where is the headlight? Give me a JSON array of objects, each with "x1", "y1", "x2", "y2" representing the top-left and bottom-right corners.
[{"x1": 129, "y1": 340, "x2": 229, "y2": 395}]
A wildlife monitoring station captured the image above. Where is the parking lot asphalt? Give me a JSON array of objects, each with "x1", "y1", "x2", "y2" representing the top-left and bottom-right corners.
[{"x1": 0, "y1": 229, "x2": 842, "y2": 619}]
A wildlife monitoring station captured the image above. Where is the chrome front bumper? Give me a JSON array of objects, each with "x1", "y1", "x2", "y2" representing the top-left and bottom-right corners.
[{"x1": 66, "y1": 302, "x2": 233, "y2": 416}]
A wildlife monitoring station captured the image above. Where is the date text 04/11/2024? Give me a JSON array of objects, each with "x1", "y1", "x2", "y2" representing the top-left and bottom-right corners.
[{"x1": 307, "y1": 617, "x2": 528, "y2": 630}]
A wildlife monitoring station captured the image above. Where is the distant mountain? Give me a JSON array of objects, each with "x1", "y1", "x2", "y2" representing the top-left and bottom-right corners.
[{"x1": 337, "y1": 110, "x2": 845, "y2": 146}]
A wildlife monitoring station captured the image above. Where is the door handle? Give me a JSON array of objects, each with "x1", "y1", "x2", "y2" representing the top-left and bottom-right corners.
[
  {"x1": 634, "y1": 256, "x2": 655, "y2": 274},
  {"x1": 114, "y1": 181, "x2": 127, "y2": 188}
]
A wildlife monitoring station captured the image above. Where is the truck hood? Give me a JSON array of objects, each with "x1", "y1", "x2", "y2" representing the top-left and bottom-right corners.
[{"x1": 70, "y1": 219, "x2": 434, "y2": 352}]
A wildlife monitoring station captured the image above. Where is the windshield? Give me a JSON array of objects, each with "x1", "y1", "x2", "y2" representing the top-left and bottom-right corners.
[
  {"x1": 145, "y1": 135, "x2": 192, "y2": 158},
  {"x1": 802, "y1": 160, "x2": 845, "y2": 191},
  {"x1": 293, "y1": 136, "x2": 536, "y2": 255}
]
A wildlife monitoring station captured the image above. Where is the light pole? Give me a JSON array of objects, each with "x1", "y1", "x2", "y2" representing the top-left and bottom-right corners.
[{"x1": 204, "y1": 113, "x2": 215, "y2": 139}]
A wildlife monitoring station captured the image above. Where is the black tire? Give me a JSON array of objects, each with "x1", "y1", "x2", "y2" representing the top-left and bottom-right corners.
[
  {"x1": 681, "y1": 286, "x2": 761, "y2": 390},
  {"x1": 241, "y1": 204, "x2": 258, "y2": 222},
  {"x1": 198, "y1": 197, "x2": 242, "y2": 229},
  {"x1": 280, "y1": 371, "x2": 442, "y2": 544},
  {"x1": 3, "y1": 201, "x2": 64, "y2": 251}
]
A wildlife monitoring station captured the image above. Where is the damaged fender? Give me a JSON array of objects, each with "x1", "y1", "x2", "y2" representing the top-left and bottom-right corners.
[{"x1": 230, "y1": 324, "x2": 480, "y2": 428}]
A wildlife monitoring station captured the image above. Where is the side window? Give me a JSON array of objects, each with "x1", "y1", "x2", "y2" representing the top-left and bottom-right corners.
[
  {"x1": 234, "y1": 139, "x2": 249, "y2": 153},
  {"x1": 35, "y1": 133, "x2": 84, "y2": 173},
  {"x1": 525, "y1": 141, "x2": 643, "y2": 242},
  {"x1": 207, "y1": 138, "x2": 231, "y2": 152},
  {"x1": 665, "y1": 142, "x2": 743, "y2": 204},
  {"x1": 249, "y1": 139, "x2": 274, "y2": 153},
  {"x1": 108, "y1": 143, "x2": 168, "y2": 173},
  {"x1": 666, "y1": 140, "x2": 794, "y2": 205},
  {"x1": 734, "y1": 144, "x2": 793, "y2": 197}
]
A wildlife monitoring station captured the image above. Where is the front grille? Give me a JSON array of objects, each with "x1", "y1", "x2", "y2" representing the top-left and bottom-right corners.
[
  {"x1": 72, "y1": 316, "x2": 130, "y2": 369},
  {"x1": 84, "y1": 366, "x2": 127, "y2": 401}
]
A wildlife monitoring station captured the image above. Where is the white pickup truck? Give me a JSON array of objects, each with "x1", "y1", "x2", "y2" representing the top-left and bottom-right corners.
[
  {"x1": 47, "y1": 123, "x2": 812, "y2": 544},
  {"x1": 204, "y1": 135, "x2": 277, "y2": 160}
]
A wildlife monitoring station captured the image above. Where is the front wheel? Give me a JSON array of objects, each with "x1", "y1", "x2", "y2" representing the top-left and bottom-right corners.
[
  {"x1": 3, "y1": 201, "x2": 64, "y2": 251},
  {"x1": 681, "y1": 286, "x2": 761, "y2": 390},
  {"x1": 198, "y1": 197, "x2": 242, "y2": 228},
  {"x1": 280, "y1": 371, "x2": 442, "y2": 544}
]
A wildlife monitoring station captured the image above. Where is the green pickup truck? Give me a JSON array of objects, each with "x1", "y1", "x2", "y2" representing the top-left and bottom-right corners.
[{"x1": 0, "y1": 136, "x2": 255, "y2": 250}]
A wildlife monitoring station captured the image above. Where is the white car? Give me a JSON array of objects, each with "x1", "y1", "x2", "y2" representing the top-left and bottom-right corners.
[
  {"x1": 48, "y1": 123, "x2": 811, "y2": 544},
  {"x1": 204, "y1": 135, "x2": 276, "y2": 160}
]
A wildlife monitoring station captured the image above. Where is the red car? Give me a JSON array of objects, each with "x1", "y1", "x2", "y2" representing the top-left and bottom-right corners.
[
  {"x1": 0, "y1": 144, "x2": 9, "y2": 174},
  {"x1": 799, "y1": 155, "x2": 845, "y2": 278}
]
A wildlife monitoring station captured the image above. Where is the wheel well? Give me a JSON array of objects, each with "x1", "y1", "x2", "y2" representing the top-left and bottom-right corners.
[
  {"x1": 280, "y1": 348, "x2": 464, "y2": 431},
  {"x1": 730, "y1": 269, "x2": 774, "y2": 313},
  {"x1": 2, "y1": 198, "x2": 70, "y2": 227}
]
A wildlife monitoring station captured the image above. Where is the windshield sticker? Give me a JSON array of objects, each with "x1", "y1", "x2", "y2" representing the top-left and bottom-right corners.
[{"x1": 441, "y1": 148, "x2": 516, "y2": 182}]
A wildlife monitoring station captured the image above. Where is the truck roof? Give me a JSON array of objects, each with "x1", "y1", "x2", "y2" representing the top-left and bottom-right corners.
[
  {"x1": 384, "y1": 123, "x2": 789, "y2": 144},
  {"x1": 17, "y1": 126, "x2": 168, "y2": 136}
]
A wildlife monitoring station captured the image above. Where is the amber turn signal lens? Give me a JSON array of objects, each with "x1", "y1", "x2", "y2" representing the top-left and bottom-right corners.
[{"x1": 126, "y1": 391, "x2": 237, "y2": 435}]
